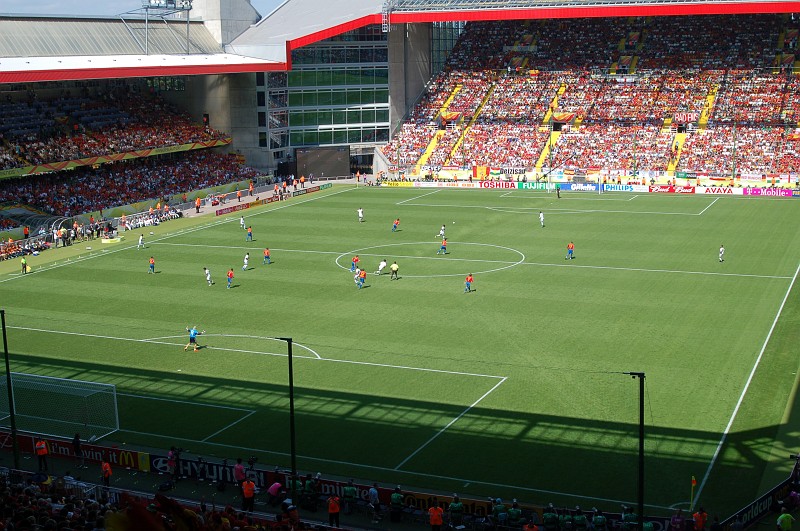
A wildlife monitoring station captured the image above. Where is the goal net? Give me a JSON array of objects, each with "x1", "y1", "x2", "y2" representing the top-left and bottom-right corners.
[{"x1": 0, "y1": 373, "x2": 119, "y2": 441}]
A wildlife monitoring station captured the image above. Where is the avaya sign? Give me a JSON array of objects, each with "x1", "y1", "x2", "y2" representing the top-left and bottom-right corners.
[
  {"x1": 649, "y1": 185, "x2": 674, "y2": 193},
  {"x1": 700, "y1": 187, "x2": 736, "y2": 195},
  {"x1": 479, "y1": 181, "x2": 516, "y2": 189}
]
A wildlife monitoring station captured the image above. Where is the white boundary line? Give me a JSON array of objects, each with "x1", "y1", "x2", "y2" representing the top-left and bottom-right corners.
[
  {"x1": 692, "y1": 262, "x2": 800, "y2": 504},
  {"x1": 117, "y1": 392, "x2": 252, "y2": 412},
  {"x1": 9, "y1": 325, "x2": 503, "y2": 379},
  {"x1": 317, "y1": 357, "x2": 503, "y2": 380},
  {"x1": 202, "y1": 410, "x2": 257, "y2": 442},
  {"x1": 697, "y1": 197, "x2": 720, "y2": 215},
  {"x1": 406, "y1": 202, "x2": 715, "y2": 216},
  {"x1": 150, "y1": 242, "x2": 790, "y2": 279},
  {"x1": 7, "y1": 327, "x2": 322, "y2": 360},
  {"x1": 396, "y1": 189, "x2": 440, "y2": 204},
  {"x1": 394, "y1": 376, "x2": 508, "y2": 470}
]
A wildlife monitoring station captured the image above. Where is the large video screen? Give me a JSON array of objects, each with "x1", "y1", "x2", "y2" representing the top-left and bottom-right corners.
[{"x1": 295, "y1": 146, "x2": 351, "y2": 178}]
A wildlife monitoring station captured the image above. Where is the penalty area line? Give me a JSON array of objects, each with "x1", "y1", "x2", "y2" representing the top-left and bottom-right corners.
[
  {"x1": 394, "y1": 376, "x2": 507, "y2": 470},
  {"x1": 396, "y1": 189, "x2": 440, "y2": 205},
  {"x1": 202, "y1": 410, "x2": 258, "y2": 442},
  {"x1": 117, "y1": 392, "x2": 253, "y2": 412}
]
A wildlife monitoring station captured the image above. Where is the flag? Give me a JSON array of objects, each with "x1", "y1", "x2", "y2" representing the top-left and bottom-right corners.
[{"x1": 691, "y1": 476, "x2": 697, "y2": 486}]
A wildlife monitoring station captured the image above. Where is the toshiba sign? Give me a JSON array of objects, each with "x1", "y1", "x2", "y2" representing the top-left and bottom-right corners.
[{"x1": 478, "y1": 181, "x2": 516, "y2": 189}]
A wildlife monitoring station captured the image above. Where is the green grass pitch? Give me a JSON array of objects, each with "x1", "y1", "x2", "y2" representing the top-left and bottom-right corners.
[{"x1": 1, "y1": 184, "x2": 799, "y2": 516}]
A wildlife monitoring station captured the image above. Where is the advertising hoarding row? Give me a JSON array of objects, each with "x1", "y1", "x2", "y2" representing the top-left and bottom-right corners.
[{"x1": 380, "y1": 181, "x2": 798, "y2": 197}]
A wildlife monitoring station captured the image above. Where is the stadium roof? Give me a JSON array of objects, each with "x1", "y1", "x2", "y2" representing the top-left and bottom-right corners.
[
  {"x1": 0, "y1": 15, "x2": 282, "y2": 83},
  {"x1": 0, "y1": 0, "x2": 797, "y2": 83},
  {"x1": 230, "y1": 0, "x2": 799, "y2": 63}
]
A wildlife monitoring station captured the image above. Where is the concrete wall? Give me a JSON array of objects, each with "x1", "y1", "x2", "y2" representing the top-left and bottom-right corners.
[
  {"x1": 158, "y1": 73, "x2": 269, "y2": 169},
  {"x1": 388, "y1": 23, "x2": 431, "y2": 137},
  {"x1": 191, "y1": 0, "x2": 260, "y2": 45}
]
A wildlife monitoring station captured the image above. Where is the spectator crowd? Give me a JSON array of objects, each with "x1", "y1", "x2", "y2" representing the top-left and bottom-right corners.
[{"x1": 383, "y1": 15, "x2": 800, "y2": 177}]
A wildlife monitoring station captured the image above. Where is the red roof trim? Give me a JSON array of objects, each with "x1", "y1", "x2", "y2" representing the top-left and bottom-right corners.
[
  {"x1": 0, "y1": 62, "x2": 287, "y2": 84},
  {"x1": 390, "y1": 2, "x2": 800, "y2": 21},
  {"x1": 288, "y1": 14, "x2": 382, "y2": 51}
]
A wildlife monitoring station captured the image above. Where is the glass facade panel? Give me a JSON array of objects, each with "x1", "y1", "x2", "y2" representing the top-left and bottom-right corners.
[
  {"x1": 319, "y1": 110, "x2": 333, "y2": 125},
  {"x1": 303, "y1": 92, "x2": 318, "y2": 106},
  {"x1": 346, "y1": 90, "x2": 361, "y2": 105},
  {"x1": 256, "y1": 72, "x2": 265, "y2": 87},
  {"x1": 331, "y1": 91, "x2": 346, "y2": 105},
  {"x1": 333, "y1": 130, "x2": 348, "y2": 144},
  {"x1": 257, "y1": 91, "x2": 266, "y2": 107},
  {"x1": 316, "y1": 70, "x2": 332, "y2": 86},
  {"x1": 288, "y1": 92, "x2": 302, "y2": 106},
  {"x1": 288, "y1": 72, "x2": 302, "y2": 87},
  {"x1": 263, "y1": 24, "x2": 390, "y2": 155}
]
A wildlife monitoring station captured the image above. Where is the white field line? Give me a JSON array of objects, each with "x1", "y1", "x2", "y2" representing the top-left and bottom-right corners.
[
  {"x1": 629, "y1": 195, "x2": 639, "y2": 201},
  {"x1": 7, "y1": 326, "x2": 319, "y2": 360},
  {"x1": 0, "y1": 185, "x2": 356, "y2": 284},
  {"x1": 394, "y1": 376, "x2": 507, "y2": 470},
  {"x1": 317, "y1": 357, "x2": 504, "y2": 380},
  {"x1": 8, "y1": 326, "x2": 502, "y2": 379},
  {"x1": 143, "y1": 245, "x2": 794, "y2": 280},
  {"x1": 202, "y1": 410, "x2": 257, "y2": 442},
  {"x1": 149, "y1": 242, "x2": 341, "y2": 254},
  {"x1": 117, "y1": 392, "x2": 252, "y2": 412},
  {"x1": 146, "y1": 243, "x2": 791, "y2": 280},
  {"x1": 692, "y1": 262, "x2": 800, "y2": 504},
  {"x1": 396, "y1": 189, "x2": 441, "y2": 204},
  {"x1": 116, "y1": 426, "x2": 674, "y2": 510},
  {"x1": 697, "y1": 197, "x2": 720, "y2": 215},
  {"x1": 406, "y1": 202, "x2": 710, "y2": 216}
]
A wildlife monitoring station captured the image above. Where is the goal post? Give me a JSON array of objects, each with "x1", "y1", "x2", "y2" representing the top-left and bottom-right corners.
[{"x1": 0, "y1": 372, "x2": 119, "y2": 441}]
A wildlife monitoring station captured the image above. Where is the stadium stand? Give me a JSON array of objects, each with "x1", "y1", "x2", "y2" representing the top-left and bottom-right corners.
[
  {"x1": 0, "y1": 151, "x2": 259, "y2": 217},
  {"x1": 384, "y1": 14, "x2": 800, "y2": 178},
  {"x1": 0, "y1": 87, "x2": 226, "y2": 169}
]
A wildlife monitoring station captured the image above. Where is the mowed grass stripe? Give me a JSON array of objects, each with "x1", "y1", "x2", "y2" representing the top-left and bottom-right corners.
[{"x1": 1, "y1": 185, "x2": 799, "y2": 513}]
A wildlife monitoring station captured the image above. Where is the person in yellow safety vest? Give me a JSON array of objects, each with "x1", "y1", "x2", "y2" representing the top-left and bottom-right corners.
[
  {"x1": 35, "y1": 439, "x2": 48, "y2": 471},
  {"x1": 242, "y1": 478, "x2": 256, "y2": 512}
]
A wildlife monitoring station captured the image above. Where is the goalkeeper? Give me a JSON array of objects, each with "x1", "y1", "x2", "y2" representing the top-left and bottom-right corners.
[{"x1": 184, "y1": 326, "x2": 205, "y2": 352}]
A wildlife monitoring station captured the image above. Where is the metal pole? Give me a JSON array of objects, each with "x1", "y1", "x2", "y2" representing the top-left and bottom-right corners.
[
  {"x1": 186, "y1": 4, "x2": 190, "y2": 55},
  {"x1": 280, "y1": 337, "x2": 297, "y2": 503},
  {"x1": 638, "y1": 373, "x2": 645, "y2": 531},
  {"x1": 625, "y1": 372, "x2": 646, "y2": 531},
  {"x1": 1, "y1": 310, "x2": 20, "y2": 469}
]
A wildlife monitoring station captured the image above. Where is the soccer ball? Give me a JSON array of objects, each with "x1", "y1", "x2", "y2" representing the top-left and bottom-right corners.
[{"x1": 452, "y1": 221, "x2": 455, "y2": 224}]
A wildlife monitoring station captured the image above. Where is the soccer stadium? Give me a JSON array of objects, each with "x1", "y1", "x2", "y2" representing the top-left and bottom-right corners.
[{"x1": 0, "y1": 0, "x2": 799, "y2": 529}]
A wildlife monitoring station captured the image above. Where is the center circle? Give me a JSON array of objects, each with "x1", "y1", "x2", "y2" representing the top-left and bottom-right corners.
[{"x1": 335, "y1": 242, "x2": 526, "y2": 278}]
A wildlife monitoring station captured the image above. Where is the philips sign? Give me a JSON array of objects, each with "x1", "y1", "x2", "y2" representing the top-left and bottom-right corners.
[{"x1": 603, "y1": 184, "x2": 634, "y2": 192}]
